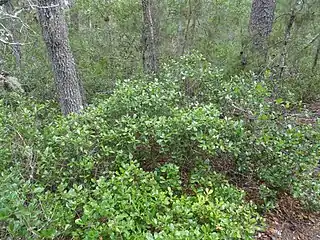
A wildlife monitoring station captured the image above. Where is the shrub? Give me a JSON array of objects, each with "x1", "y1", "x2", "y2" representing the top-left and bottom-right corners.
[
  {"x1": 1, "y1": 53, "x2": 319, "y2": 240},
  {"x1": 0, "y1": 162, "x2": 262, "y2": 239},
  {"x1": 72, "y1": 162, "x2": 262, "y2": 240},
  {"x1": 34, "y1": 102, "x2": 245, "y2": 188}
]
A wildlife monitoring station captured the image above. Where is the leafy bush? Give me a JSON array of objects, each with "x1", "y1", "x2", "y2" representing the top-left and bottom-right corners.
[
  {"x1": 0, "y1": 162, "x2": 262, "y2": 239},
  {"x1": 0, "y1": 170, "x2": 76, "y2": 239},
  {"x1": 1, "y1": 53, "x2": 319, "y2": 240},
  {"x1": 73, "y1": 162, "x2": 261, "y2": 240},
  {"x1": 33, "y1": 101, "x2": 245, "y2": 188},
  {"x1": 236, "y1": 115, "x2": 320, "y2": 209},
  {"x1": 0, "y1": 95, "x2": 58, "y2": 173}
]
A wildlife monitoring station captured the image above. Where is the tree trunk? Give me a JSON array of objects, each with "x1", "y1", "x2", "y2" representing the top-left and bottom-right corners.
[
  {"x1": 188, "y1": 0, "x2": 200, "y2": 53},
  {"x1": 182, "y1": 0, "x2": 192, "y2": 55},
  {"x1": 278, "y1": 9, "x2": 295, "y2": 78},
  {"x1": 141, "y1": 0, "x2": 159, "y2": 74},
  {"x1": 176, "y1": 0, "x2": 184, "y2": 56},
  {"x1": 312, "y1": 38, "x2": 320, "y2": 72},
  {"x1": 249, "y1": 0, "x2": 276, "y2": 60},
  {"x1": 37, "y1": 0, "x2": 85, "y2": 115}
]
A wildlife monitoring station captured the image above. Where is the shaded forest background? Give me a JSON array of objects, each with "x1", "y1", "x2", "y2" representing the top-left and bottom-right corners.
[{"x1": 1, "y1": 0, "x2": 319, "y2": 102}]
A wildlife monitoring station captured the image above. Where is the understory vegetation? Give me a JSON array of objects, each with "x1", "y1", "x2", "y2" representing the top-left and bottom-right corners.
[{"x1": 1, "y1": 53, "x2": 319, "y2": 239}]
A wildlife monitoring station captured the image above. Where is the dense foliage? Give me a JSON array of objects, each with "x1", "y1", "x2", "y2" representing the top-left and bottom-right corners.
[
  {"x1": 0, "y1": 161, "x2": 262, "y2": 239},
  {"x1": 1, "y1": 0, "x2": 320, "y2": 238},
  {"x1": 1, "y1": 53, "x2": 319, "y2": 239}
]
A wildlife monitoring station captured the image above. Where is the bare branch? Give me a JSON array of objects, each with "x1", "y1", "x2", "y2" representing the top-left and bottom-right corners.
[
  {"x1": 30, "y1": 3, "x2": 60, "y2": 9},
  {"x1": 302, "y1": 33, "x2": 320, "y2": 50},
  {"x1": 0, "y1": 37, "x2": 26, "y2": 45}
]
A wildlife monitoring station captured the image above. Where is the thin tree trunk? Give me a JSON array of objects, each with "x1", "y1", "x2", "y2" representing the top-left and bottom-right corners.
[
  {"x1": 312, "y1": 38, "x2": 320, "y2": 72},
  {"x1": 141, "y1": 0, "x2": 159, "y2": 74},
  {"x1": 176, "y1": 0, "x2": 184, "y2": 56},
  {"x1": 249, "y1": 0, "x2": 276, "y2": 61},
  {"x1": 37, "y1": 0, "x2": 85, "y2": 115},
  {"x1": 182, "y1": 0, "x2": 192, "y2": 55},
  {"x1": 279, "y1": 9, "x2": 295, "y2": 78},
  {"x1": 188, "y1": 0, "x2": 200, "y2": 51}
]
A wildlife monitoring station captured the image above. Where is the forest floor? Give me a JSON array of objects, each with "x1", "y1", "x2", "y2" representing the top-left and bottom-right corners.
[
  {"x1": 256, "y1": 101, "x2": 320, "y2": 240},
  {"x1": 308, "y1": 102, "x2": 320, "y2": 116},
  {"x1": 256, "y1": 194, "x2": 320, "y2": 240}
]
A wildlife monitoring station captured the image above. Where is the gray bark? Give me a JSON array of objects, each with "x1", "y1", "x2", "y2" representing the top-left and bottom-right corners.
[
  {"x1": 249, "y1": 0, "x2": 276, "y2": 58},
  {"x1": 37, "y1": 0, "x2": 85, "y2": 115},
  {"x1": 141, "y1": 0, "x2": 159, "y2": 74},
  {"x1": 0, "y1": 0, "x2": 9, "y2": 6}
]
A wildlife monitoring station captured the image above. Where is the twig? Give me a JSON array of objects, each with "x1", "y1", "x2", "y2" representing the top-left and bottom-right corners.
[
  {"x1": 229, "y1": 101, "x2": 256, "y2": 120},
  {"x1": 30, "y1": 3, "x2": 60, "y2": 9},
  {"x1": 301, "y1": 33, "x2": 320, "y2": 50},
  {"x1": 0, "y1": 37, "x2": 26, "y2": 45}
]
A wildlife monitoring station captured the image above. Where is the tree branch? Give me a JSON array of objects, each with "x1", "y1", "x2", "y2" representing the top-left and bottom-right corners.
[{"x1": 0, "y1": 37, "x2": 25, "y2": 45}]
